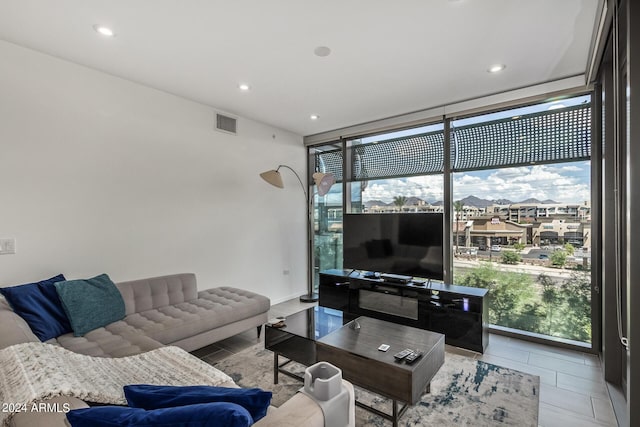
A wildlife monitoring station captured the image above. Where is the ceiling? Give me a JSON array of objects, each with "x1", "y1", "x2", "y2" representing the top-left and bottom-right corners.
[{"x1": 0, "y1": 0, "x2": 600, "y2": 137}]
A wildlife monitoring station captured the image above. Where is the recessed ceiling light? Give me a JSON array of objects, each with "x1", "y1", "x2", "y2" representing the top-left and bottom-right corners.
[
  {"x1": 93, "y1": 25, "x2": 115, "y2": 37},
  {"x1": 310, "y1": 114, "x2": 320, "y2": 120},
  {"x1": 238, "y1": 83, "x2": 251, "y2": 91},
  {"x1": 314, "y1": 46, "x2": 331, "y2": 57},
  {"x1": 548, "y1": 103, "x2": 566, "y2": 110},
  {"x1": 487, "y1": 64, "x2": 506, "y2": 73}
]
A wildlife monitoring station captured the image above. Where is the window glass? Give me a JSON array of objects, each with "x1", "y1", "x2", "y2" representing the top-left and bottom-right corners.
[
  {"x1": 451, "y1": 96, "x2": 592, "y2": 345},
  {"x1": 310, "y1": 143, "x2": 343, "y2": 289}
]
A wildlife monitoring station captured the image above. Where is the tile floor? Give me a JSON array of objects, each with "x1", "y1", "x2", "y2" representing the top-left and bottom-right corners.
[{"x1": 192, "y1": 298, "x2": 619, "y2": 427}]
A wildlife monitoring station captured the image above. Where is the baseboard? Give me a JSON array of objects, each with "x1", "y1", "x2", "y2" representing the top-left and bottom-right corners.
[{"x1": 270, "y1": 292, "x2": 312, "y2": 305}]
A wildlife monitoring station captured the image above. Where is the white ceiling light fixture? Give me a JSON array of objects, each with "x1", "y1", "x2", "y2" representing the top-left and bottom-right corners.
[
  {"x1": 93, "y1": 25, "x2": 115, "y2": 37},
  {"x1": 310, "y1": 114, "x2": 320, "y2": 120},
  {"x1": 238, "y1": 83, "x2": 251, "y2": 92},
  {"x1": 487, "y1": 64, "x2": 506, "y2": 73}
]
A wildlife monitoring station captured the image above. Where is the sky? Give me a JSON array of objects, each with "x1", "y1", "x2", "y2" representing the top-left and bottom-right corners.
[{"x1": 359, "y1": 161, "x2": 591, "y2": 205}]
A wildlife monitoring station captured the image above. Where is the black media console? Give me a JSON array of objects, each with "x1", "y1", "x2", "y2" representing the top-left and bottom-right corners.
[{"x1": 318, "y1": 269, "x2": 489, "y2": 353}]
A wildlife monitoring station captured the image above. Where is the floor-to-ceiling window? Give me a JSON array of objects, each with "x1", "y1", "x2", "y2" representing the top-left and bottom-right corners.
[
  {"x1": 307, "y1": 93, "x2": 594, "y2": 349},
  {"x1": 450, "y1": 95, "x2": 593, "y2": 346},
  {"x1": 309, "y1": 143, "x2": 343, "y2": 290}
]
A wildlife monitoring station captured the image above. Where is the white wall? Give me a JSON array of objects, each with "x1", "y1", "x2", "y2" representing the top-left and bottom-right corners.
[{"x1": 0, "y1": 40, "x2": 308, "y2": 303}]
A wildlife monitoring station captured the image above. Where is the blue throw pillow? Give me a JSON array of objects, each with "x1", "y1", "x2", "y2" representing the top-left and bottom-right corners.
[
  {"x1": 54, "y1": 274, "x2": 125, "y2": 336},
  {"x1": 0, "y1": 274, "x2": 71, "y2": 341},
  {"x1": 66, "y1": 402, "x2": 253, "y2": 427},
  {"x1": 125, "y1": 385, "x2": 272, "y2": 422}
]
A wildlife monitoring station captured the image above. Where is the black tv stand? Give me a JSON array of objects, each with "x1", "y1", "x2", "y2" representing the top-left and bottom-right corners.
[{"x1": 318, "y1": 269, "x2": 489, "y2": 353}]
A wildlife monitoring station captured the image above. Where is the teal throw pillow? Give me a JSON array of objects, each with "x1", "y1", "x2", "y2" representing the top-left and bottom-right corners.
[{"x1": 54, "y1": 274, "x2": 125, "y2": 336}]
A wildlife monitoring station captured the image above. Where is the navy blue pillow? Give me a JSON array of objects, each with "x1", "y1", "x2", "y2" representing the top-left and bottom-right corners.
[
  {"x1": 0, "y1": 274, "x2": 71, "y2": 341},
  {"x1": 66, "y1": 402, "x2": 253, "y2": 427},
  {"x1": 125, "y1": 385, "x2": 272, "y2": 422}
]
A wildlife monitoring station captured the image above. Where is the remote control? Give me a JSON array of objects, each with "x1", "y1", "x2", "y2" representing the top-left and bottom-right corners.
[
  {"x1": 393, "y1": 349, "x2": 413, "y2": 360},
  {"x1": 405, "y1": 351, "x2": 423, "y2": 364}
]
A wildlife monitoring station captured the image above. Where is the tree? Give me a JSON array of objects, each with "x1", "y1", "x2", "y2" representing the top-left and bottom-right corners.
[
  {"x1": 557, "y1": 271, "x2": 591, "y2": 342},
  {"x1": 393, "y1": 196, "x2": 407, "y2": 211},
  {"x1": 538, "y1": 273, "x2": 559, "y2": 334},
  {"x1": 564, "y1": 243, "x2": 575, "y2": 256},
  {"x1": 453, "y1": 200, "x2": 464, "y2": 252},
  {"x1": 513, "y1": 242, "x2": 526, "y2": 252},
  {"x1": 457, "y1": 263, "x2": 534, "y2": 325},
  {"x1": 501, "y1": 251, "x2": 521, "y2": 264},
  {"x1": 550, "y1": 250, "x2": 567, "y2": 267},
  {"x1": 453, "y1": 260, "x2": 592, "y2": 343},
  {"x1": 510, "y1": 302, "x2": 545, "y2": 332}
]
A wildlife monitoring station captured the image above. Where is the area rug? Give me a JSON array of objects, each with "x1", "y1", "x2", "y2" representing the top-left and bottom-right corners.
[{"x1": 212, "y1": 344, "x2": 539, "y2": 426}]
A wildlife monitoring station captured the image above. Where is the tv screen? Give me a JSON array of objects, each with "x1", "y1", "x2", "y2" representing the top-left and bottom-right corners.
[{"x1": 343, "y1": 213, "x2": 444, "y2": 280}]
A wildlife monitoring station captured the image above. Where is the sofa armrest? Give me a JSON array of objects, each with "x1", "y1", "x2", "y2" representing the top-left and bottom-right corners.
[
  {"x1": 0, "y1": 298, "x2": 39, "y2": 349},
  {"x1": 254, "y1": 380, "x2": 355, "y2": 427}
]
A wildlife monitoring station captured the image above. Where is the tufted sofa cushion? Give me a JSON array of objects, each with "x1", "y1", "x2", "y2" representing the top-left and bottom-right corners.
[
  {"x1": 116, "y1": 273, "x2": 198, "y2": 315},
  {"x1": 119, "y1": 287, "x2": 270, "y2": 345},
  {"x1": 51, "y1": 326, "x2": 164, "y2": 358}
]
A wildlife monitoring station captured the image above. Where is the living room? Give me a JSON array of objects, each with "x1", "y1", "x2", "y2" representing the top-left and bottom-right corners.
[{"x1": 0, "y1": 1, "x2": 638, "y2": 427}]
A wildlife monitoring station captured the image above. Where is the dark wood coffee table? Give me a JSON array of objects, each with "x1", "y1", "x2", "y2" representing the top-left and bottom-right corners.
[{"x1": 265, "y1": 307, "x2": 445, "y2": 427}]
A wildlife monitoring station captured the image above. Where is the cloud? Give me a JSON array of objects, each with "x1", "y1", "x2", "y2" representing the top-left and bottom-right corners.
[
  {"x1": 559, "y1": 165, "x2": 583, "y2": 172},
  {"x1": 362, "y1": 175, "x2": 443, "y2": 203},
  {"x1": 453, "y1": 163, "x2": 590, "y2": 203},
  {"x1": 357, "y1": 161, "x2": 591, "y2": 204}
]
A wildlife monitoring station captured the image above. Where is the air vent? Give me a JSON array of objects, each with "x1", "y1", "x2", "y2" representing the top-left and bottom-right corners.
[{"x1": 215, "y1": 113, "x2": 237, "y2": 135}]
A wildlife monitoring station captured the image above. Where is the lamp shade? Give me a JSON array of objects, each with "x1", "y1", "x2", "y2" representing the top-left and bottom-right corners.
[
  {"x1": 313, "y1": 172, "x2": 336, "y2": 196},
  {"x1": 260, "y1": 169, "x2": 284, "y2": 189}
]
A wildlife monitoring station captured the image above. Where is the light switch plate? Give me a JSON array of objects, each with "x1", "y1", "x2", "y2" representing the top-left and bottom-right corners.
[{"x1": 0, "y1": 238, "x2": 16, "y2": 255}]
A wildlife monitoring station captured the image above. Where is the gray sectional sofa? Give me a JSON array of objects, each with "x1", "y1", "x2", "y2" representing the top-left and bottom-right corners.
[
  {"x1": 58, "y1": 273, "x2": 270, "y2": 357},
  {"x1": 0, "y1": 273, "x2": 353, "y2": 427}
]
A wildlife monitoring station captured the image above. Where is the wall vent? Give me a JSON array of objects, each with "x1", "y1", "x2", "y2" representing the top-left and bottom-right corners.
[{"x1": 215, "y1": 113, "x2": 237, "y2": 135}]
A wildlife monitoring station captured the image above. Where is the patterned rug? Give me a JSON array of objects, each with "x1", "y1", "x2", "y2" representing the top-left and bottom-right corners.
[{"x1": 212, "y1": 344, "x2": 539, "y2": 426}]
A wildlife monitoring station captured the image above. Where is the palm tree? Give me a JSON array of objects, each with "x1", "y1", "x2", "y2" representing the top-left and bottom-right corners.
[
  {"x1": 393, "y1": 196, "x2": 408, "y2": 212},
  {"x1": 453, "y1": 200, "x2": 464, "y2": 253}
]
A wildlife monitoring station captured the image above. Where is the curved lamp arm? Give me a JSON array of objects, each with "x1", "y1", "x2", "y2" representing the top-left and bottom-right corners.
[
  {"x1": 259, "y1": 165, "x2": 335, "y2": 198},
  {"x1": 277, "y1": 165, "x2": 308, "y2": 199},
  {"x1": 260, "y1": 165, "x2": 308, "y2": 199}
]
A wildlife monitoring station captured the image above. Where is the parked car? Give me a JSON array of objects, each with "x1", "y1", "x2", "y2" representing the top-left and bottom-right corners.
[
  {"x1": 490, "y1": 245, "x2": 501, "y2": 252},
  {"x1": 538, "y1": 254, "x2": 549, "y2": 260},
  {"x1": 461, "y1": 247, "x2": 478, "y2": 255}
]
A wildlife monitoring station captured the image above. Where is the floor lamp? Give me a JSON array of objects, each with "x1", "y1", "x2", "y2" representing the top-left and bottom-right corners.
[{"x1": 260, "y1": 165, "x2": 336, "y2": 302}]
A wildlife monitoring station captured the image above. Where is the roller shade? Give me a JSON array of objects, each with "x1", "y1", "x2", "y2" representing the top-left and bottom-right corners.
[{"x1": 311, "y1": 103, "x2": 591, "y2": 182}]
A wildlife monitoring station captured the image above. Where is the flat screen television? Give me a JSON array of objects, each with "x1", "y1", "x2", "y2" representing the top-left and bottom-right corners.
[{"x1": 343, "y1": 213, "x2": 444, "y2": 281}]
